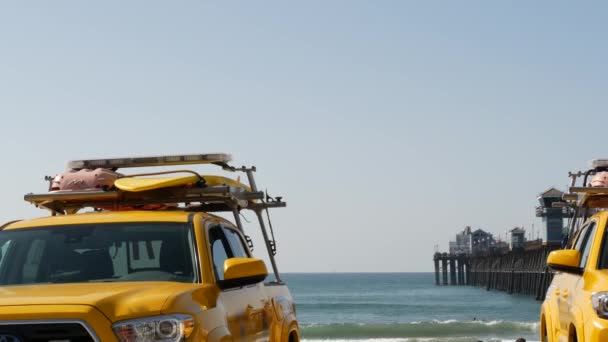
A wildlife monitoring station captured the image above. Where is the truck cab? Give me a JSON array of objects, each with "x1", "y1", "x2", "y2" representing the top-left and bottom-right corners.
[{"x1": 0, "y1": 154, "x2": 299, "y2": 342}]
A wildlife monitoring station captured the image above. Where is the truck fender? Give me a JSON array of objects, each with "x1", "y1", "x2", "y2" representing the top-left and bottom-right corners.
[
  {"x1": 541, "y1": 308, "x2": 554, "y2": 342},
  {"x1": 571, "y1": 305, "x2": 584, "y2": 342},
  {"x1": 286, "y1": 320, "x2": 300, "y2": 342}
]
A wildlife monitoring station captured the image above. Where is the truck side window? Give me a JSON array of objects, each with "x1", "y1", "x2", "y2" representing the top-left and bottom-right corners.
[
  {"x1": 599, "y1": 223, "x2": 608, "y2": 269},
  {"x1": 578, "y1": 222, "x2": 596, "y2": 269},
  {"x1": 209, "y1": 226, "x2": 232, "y2": 281},
  {"x1": 573, "y1": 225, "x2": 588, "y2": 251},
  {"x1": 223, "y1": 227, "x2": 249, "y2": 258}
]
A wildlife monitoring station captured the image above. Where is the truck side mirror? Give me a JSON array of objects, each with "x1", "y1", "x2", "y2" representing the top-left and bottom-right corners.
[
  {"x1": 217, "y1": 258, "x2": 268, "y2": 290},
  {"x1": 547, "y1": 249, "x2": 582, "y2": 274}
]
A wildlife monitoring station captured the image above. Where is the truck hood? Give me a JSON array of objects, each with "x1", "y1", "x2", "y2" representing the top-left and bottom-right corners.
[{"x1": 0, "y1": 282, "x2": 207, "y2": 322}]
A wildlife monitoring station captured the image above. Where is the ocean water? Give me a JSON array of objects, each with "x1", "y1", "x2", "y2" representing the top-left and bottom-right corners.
[{"x1": 283, "y1": 273, "x2": 540, "y2": 342}]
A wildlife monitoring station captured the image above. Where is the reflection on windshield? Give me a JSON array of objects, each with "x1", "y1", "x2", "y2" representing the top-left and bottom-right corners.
[{"x1": 0, "y1": 223, "x2": 197, "y2": 286}]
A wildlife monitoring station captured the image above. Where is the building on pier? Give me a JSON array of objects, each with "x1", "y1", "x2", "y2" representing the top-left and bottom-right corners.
[
  {"x1": 449, "y1": 226, "x2": 473, "y2": 255},
  {"x1": 536, "y1": 188, "x2": 569, "y2": 243},
  {"x1": 448, "y1": 226, "x2": 498, "y2": 256},
  {"x1": 471, "y1": 229, "x2": 496, "y2": 255},
  {"x1": 510, "y1": 227, "x2": 526, "y2": 251}
]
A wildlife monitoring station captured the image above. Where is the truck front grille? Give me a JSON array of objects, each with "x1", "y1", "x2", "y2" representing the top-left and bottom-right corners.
[{"x1": 0, "y1": 322, "x2": 95, "y2": 342}]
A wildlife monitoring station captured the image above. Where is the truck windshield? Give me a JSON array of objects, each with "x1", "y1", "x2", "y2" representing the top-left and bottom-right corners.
[{"x1": 0, "y1": 223, "x2": 197, "y2": 286}]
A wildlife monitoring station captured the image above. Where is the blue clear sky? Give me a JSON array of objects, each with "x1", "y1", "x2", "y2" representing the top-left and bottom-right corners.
[{"x1": 0, "y1": 1, "x2": 607, "y2": 272}]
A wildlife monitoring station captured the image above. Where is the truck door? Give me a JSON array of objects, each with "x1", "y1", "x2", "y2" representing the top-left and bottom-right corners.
[
  {"x1": 567, "y1": 220, "x2": 597, "y2": 340},
  {"x1": 208, "y1": 225, "x2": 272, "y2": 342},
  {"x1": 557, "y1": 221, "x2": 596, "y2": 337}
]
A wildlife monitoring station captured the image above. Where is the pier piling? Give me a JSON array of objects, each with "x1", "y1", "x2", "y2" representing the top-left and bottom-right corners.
[
  {"x1": 434, "y1": 259, "x2": 440, "y2": 286},
  {"x1": 442, "y1": 257, "x2": 448, "y2": 285},
  {"x1": 449, "y1": 259, "x2": 456, "y2": 285}
]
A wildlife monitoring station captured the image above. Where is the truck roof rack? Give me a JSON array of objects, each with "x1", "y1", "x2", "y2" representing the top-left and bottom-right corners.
[
  {"x1": 23, "y1": 153, "x2": 286, "y2": 283},
  {"x1": 561, "y1": 159, "x2": 608, "y2": 243},
  {"x1": 25, "y1": 153, "x2": 284, "y2": 214},
  {"x1": 563, "y1": 159, "x2": 608, "y2": 209}
]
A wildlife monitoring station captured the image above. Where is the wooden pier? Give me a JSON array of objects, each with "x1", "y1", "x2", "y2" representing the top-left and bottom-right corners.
[
  {"x1": 433, "y1": 243, "x2": 561, "y2": 300},
  {"x1": 433, "y1": 188, "x2": 569, "y2": 300}
]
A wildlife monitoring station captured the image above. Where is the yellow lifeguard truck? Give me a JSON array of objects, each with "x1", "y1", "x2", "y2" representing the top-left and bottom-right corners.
[
  {"x1": 542, "y1": 159, "x2": 608, "y2": 342},
  {"x1": 0, "y1": 154, "x2": 299, "y2": 342}
]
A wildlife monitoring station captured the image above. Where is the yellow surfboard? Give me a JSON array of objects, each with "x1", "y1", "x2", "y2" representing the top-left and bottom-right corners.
[
  {"x1": 115, "y1": 175, "x2": 200, "y2": 192},
  {"x1": 115, "y1": 175, "x2": 251, "y2": 192},
  {"x1": 202, "y1": 175, "x2": 252, "y2": 192}
]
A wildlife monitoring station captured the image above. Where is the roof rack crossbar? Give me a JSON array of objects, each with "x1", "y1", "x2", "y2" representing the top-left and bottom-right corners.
[
  {"x1": 25, "y1": 191, "x2": 120, "y2": 203},
  {"x1": 24, "y1": 186, "x2": 277, "y2": 214},
  {"x1": 34, "y1": 198, "x2": 284, "y2": 215}
]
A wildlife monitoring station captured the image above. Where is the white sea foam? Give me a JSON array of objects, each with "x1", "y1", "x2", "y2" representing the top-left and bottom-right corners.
[
  {"x1": 302, "y1": 339, "x2": 540, "y2": 342},
  {"x1": 300, "y1": 320, "x2": 539, "y2": 341}
]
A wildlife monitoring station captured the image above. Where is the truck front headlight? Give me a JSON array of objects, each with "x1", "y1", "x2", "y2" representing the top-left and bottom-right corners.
[
  {"x1": 591, "y1": 292, "x2": 608, "y2": 319},
  {"x1": 112, "y1": 314, "x2": 194, "y2": 342}
]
